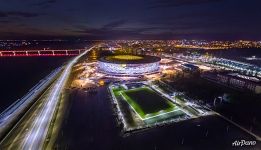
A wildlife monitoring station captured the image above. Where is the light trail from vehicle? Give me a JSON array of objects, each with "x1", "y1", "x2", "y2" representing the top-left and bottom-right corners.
[
  {"x1": 19, "y1": 46, "x2": 93, "y2": 150},
  {"x1": 0, "y1": 67, "x2": 62, "y2": 141}
]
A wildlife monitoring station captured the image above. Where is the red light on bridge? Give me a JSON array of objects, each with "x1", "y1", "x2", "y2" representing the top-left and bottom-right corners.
[{"x1": 0, "y1": 49, "x2": 83, "y2": 57}]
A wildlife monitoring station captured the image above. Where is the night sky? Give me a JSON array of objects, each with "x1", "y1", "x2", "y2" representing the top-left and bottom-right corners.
[{"x1": 1, "y1": 0, "x2": 261, "y2": 40}]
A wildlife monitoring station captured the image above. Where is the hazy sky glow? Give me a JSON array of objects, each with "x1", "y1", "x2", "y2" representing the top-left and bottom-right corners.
[{"x1": 0, "y1": 0, "x2": 261, "y2": 40}]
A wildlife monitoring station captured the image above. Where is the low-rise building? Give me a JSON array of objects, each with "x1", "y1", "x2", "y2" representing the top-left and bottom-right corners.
[
  {"x1": 202, "y1": 72, "x2": 261, "y2": 94},
  {"x1": 180, "y1": 63, "x2": 199, "y2": 72}
]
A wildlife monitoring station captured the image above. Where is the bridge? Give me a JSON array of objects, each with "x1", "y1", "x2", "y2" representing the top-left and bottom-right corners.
[{"x1": 0, "y1": 49, "x2": 86, "y2": 57}]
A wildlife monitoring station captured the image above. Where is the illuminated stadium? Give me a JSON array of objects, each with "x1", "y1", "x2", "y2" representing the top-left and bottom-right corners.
[{"x1": 98, "y1": 55, "x2": 161, "y2": 76}]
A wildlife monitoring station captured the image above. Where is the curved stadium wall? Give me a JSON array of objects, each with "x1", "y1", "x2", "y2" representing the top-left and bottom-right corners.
[{"x1": 98, "y1": 55, "x2": 160, "y2": 76}]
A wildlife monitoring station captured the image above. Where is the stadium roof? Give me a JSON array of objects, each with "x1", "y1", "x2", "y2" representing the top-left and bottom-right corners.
[{"x1": 99, "y1": 55, "x2": 161, "y2": 64}]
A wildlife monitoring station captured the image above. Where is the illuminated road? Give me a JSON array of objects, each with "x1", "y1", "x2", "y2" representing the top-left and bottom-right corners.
[
  {"x1": 0, "y1": 84, "x2": 56, "y2": 150},
  {"x1": 22, "y1": 46, "x2": 93, "y2": 150},
  {"x1": 0, "y1": 46, "x2": 94, "y2": 149},
  {"x1": 0, "y1": 67, "x2": 61, "y2": 140}
]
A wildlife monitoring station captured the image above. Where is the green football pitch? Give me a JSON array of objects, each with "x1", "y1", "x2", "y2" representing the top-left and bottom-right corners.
[{"x1": 120, "y1": 87, "x2": 178, "y2": 120}]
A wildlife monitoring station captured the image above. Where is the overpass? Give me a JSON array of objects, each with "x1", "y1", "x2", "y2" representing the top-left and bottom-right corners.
[{"x1": 0, "y1": 49, "x2": 86, "y2": 57}]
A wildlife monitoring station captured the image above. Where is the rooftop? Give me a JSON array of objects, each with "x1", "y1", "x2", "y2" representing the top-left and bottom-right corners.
[{"x1": 99, "y1": 55, "x2": 161, "y2": 64}]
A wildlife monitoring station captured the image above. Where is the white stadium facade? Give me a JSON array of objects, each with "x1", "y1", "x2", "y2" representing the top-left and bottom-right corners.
[{"x1": 98, "y1": 55, "x2": 161, "y2": 76}]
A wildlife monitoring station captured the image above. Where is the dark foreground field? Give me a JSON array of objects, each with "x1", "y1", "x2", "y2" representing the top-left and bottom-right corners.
[{"x1": 54, "y1": 87, "x2": 260, "y2": 150}]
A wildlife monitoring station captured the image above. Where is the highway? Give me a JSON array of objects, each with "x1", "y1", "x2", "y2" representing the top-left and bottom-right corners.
[
  {"x1": 0, "y1": 67, "x2": 62, "y2": 140},
  {"x1": 0, "y1": 46, "x2": 93, "y2": 149},
  {"x1": 0, "y1": 83, "x2": 57, "y2": 149}
]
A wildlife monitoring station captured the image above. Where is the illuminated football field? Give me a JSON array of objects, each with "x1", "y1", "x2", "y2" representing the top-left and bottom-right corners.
[
  {"x1": 118, "y1": 87, "x2": 180, "y2": 120},
  {"x1": 110, "y1": 82, "x2": 212, "y2": 132}
]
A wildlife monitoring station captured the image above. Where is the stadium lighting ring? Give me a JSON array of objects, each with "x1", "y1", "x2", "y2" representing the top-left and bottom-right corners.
[{"x1": 98, "y1": 55, "x2": 161, "y2": 76}]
